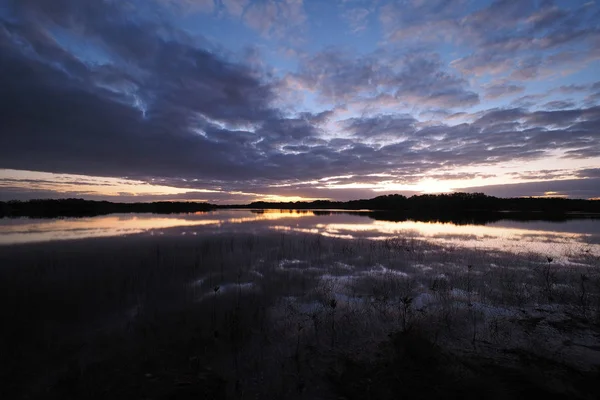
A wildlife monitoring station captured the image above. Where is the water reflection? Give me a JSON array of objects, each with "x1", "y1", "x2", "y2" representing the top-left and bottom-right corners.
[
  {"x1": 0, "y1": 210, "x2": 322, "y2": 245},
  {"x1": 1, "y1": 210, "x2": 599, "y2": 257}
]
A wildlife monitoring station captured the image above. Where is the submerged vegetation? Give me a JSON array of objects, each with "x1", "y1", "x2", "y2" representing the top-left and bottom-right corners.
[{"x1": 1, "y1": 231, "x2": 599, "y2": 399}]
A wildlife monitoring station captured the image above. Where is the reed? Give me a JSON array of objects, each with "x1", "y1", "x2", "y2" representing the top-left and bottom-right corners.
[{"x1": 0, "y1": 231, "x2": 598, "y2": 399}]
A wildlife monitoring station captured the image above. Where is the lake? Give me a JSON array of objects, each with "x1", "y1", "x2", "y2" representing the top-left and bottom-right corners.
[
  {"x1": 2, "y1": 209, "x2": 600, "y2": 399},
  {"x1": 1, "y1": 209, "x2": 599, "y2": 260}
]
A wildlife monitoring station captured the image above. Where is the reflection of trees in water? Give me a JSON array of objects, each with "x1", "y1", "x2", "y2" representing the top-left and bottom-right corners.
[
  {"x1": 251, "y1": 209, "x2": 313, "y2": 215},
  {"x1": 366, "y1": 210, "x2": 600, "y2": 226}
]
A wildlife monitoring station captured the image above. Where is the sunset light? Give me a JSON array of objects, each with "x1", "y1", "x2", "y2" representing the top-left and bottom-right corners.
[
  {"x1": 2, "y1": 2, "x2": 600, "y2": 398},
  {"x1": 1, "y1": 0, "x2": 600, "y2": 201}
]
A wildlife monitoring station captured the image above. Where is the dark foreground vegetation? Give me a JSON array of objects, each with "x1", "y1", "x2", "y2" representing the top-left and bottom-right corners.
[
  {"x1": 1, "y1": 192, "x2": 600, "y2": 218},
  {"x1": 1, "y1": 231, "x2": 599, "y2": 399}
]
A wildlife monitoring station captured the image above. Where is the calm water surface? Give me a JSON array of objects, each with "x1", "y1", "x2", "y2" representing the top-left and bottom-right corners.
[{"x1": 1, "y1": 209, "x2": 599, "y2": 257}]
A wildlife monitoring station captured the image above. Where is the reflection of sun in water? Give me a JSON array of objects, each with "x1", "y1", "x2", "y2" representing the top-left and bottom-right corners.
[
  {"x1": 0, "y1": 210, "x2": 320, "y2": 244},
  {"x1": 272, "y1": 217, "x2": 599, "y2": 259},
  {"x1": 1, "y1": 210, "x2": 598, "y2": 260}
]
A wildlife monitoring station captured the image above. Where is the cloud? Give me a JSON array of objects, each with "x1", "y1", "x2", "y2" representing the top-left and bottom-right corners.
[
  {"x1": 460, "y1": 178, "x2": 600, "y2": 199},
  {"x1": 507, "y1": 169, "x2": 576, "y2": 181},
  {"x1": 584, "y1": 82, "x2": 600, "y2": 106},
  {"x1": 510, "y1": 94, "x2": 549, "y2": 108},
  {"x1": 380, "y1": 0, "x2": 466, "y2": 43},
  {"x1": 160, "y1": 0, "x2": 215, "y2": 14},
  {"x1": 225, "y1": 0, "x2": 307, "y2": 39},
  {"x1": 1, "y1": 0, "x2": 600, "y2": 202},
  {"x1": 542, "y1": 100, "x2": 576, "y2": 110},
  {"x1": 431, "y1": 1, "x2": 600, "y2": 81},
  {"x1": 577, "y1": 168, "x2": 600, "y2": 179},
  {"x1": 341, "y1": 3, "x2": 372, "y2": 33},
  {"x1": 0, "y1": 0, "x2": 279, "y2": 179},
  {"x1": 222, "y1": 0, "x2": 249, "y2": 17},
  {"x1": 483, "y1": 81, "x2": 525, "y2": 99},
  {"x1": 3, "y1": 0, "x2": 600, "y2": 193},
  {"x1": 341, "y1": 114, "x2": 417, "y2": 140},
  {"x1": 291, "y1": 48, "x2": 479, "y2": 109},
  {"x1": 556, "y1": 84, "x2": 590, "y2": 94}
]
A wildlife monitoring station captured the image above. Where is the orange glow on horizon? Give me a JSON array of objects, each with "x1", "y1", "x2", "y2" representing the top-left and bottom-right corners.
[{"x1": 1, "y1": 165, "x2": 600, "y2": 202}]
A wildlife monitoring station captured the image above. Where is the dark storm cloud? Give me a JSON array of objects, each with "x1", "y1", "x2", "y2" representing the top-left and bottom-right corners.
[
  {"x1": 2, "y1": 1, "x2": 402, "y2": 189},
  {"x1": 0, "y1": 0, "x2": 292, "y2": 182},
  {"x1": 0, "y1": 45, "x2": 268, "y2": 181}
]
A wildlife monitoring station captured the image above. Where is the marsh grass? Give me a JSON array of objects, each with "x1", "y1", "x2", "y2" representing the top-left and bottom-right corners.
[{"x1": 1, "y1": 231, "x2": 599, "y2": 399}]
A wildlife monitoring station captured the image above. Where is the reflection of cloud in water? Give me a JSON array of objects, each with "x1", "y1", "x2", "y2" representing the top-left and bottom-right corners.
[
  {"x1": 270, "y1": 218, "x2": 600, "y2": 258},
  {"x1": 278, "y1": 259, "x2": 304, "y2": 268},
  {"x1": 363, "y1": 264, "x2": 409, "y2": 278},
  {"x1": 517, "y1": 233, "x2": 583, "y2": 244},
  {"x1": 491, "y1": 220, "x2": 600, "y2": 235},
  {"x1": 1, "y1": 210, "x2": 599, "y2": 259},
  {"x1": 0, "y1": 210, "x2": 327, "y2": 245},
  {"x1": 0, "y1": 215, "x2": 224, "y2": 244},
  {"x1": 430, "y1": 234, "x2": 480, "y2": 241},
  {"x1": 320, "y1": 274, "x2": 356, "y2": 285}
]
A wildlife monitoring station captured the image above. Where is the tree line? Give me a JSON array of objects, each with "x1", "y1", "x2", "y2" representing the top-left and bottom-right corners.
[
  {"x1": 0, "y1": 198, "x2": 215, "y2": 218},
  {"x1": 1, "y1": 193, "x2": 599, "y2": 218},
  {"x1": 240, "y1": 192, "x2": 600, "y2": 213}
]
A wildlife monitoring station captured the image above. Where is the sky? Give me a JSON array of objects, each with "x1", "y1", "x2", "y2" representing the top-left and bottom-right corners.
[{"x1": 1, "y1": 0, "x2": 600, "y2": 203}]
